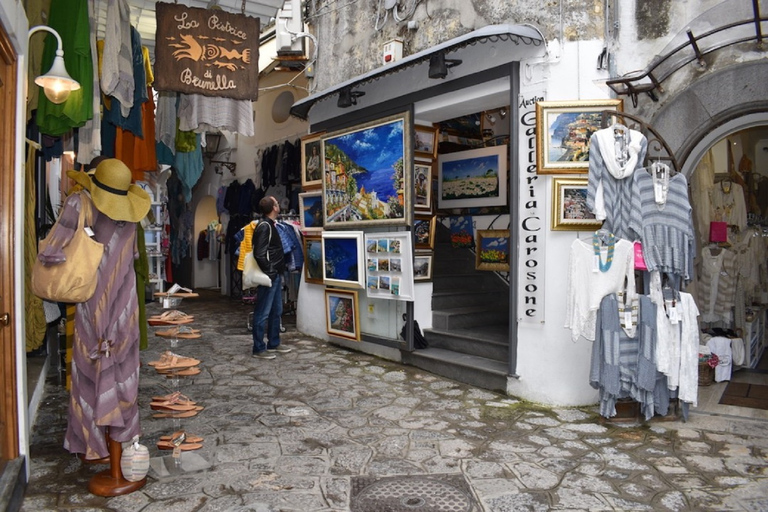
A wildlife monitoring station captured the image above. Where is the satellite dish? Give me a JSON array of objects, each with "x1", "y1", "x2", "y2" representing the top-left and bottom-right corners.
[{"x1": 272, "y1": 91, "x2": 295, "y2": 124}]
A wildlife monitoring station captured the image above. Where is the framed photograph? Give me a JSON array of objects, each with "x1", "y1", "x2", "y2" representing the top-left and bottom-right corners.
[
  {"x1": 322, "y1": 112, "x2": 411, "y2": 228},
  {"x1": 301, "y1": 132, "x2": 324, "y2": 189},
  {"x1": 302, "y1": 235, "x2": 323, "y2": 285},
  {"x1": 364, "y1": 231, "x2": 415, "y2": 301},
  {"x1": 322, "y1": 231, "x2": 365, "y2": 289},
  {"x1": 414, "y1": 124, "x2": 438, "y2": 159},
  {"x1": 535, "y1": 99, "x2": 623, "y2": 174},
  {"x1": 299, "y1": 190, "x2": 324, "y2": 231},
  {"x1": 414, "y1": 162, "x2": 433, "y2": 211},
  {"x1": 325, "y1": 288, "x2": 360, "y2": 341},
  {"x1": 551, "y1": 177, "x2": 603, "y2": 231},
  {"x1": 413, "y1": 215, "x2": 436, "y2": 250},
  {"x1": 476, "y1": 230, "x2": 510, "y2": 272},
  {"x1": 438, "y1": 145, "x2": 507, "y2": 209},
  {"x1": 413, "y1": 252, "x2": 433, "y2": 281}
]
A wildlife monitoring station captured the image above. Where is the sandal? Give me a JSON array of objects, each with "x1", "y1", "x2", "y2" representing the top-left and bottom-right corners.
[
  {"x1": 152, "y1": 352, "x2": 201, "y2": 370},
  {"x1": 160, "y1": 432, "x2": 203, "y2": 444},
  {"x1": 156, "y1": 441, "x2": 203, "y2": 451},
  {"x1": 150, "y1": 393, "x2": 200, "y2": 411},
  {"x1": 152, "y1": 409, "x2": 200, "y2": 419},
  {"x1": 155, "y1": 326, "x2": 202, "y2": 339},
  {"x1": 148, "y1": 317, "x2": 195, "y2": 326},
  {"x1": 149, "y1": 310, "x2": 194, "y2": 321},
  {"x1": 162, "y1": 367, "x2": 202, "y2": 377},
  {"x1": 151, "y1": 392, "x2": 196, "y2": 405}
]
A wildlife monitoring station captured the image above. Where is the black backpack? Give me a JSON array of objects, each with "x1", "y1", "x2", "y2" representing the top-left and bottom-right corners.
[{"x1": 400, "y1": 319, "x2": 428, "y2": 349}]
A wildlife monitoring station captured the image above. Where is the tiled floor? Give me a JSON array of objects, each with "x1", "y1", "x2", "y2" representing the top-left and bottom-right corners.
[{"x1": 694, "y1": 364, "x2": 768, "y2": 420}]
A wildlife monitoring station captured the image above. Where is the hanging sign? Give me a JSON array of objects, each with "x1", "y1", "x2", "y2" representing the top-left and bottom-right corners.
[{"x1": 154, "y1": 3, "x2": 260, "y2": 100}]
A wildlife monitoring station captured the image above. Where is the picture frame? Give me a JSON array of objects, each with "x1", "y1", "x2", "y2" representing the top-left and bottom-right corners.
[
  {"x1": 299, "y1": 190, "x2": 324, "y2": 231},
  {"x1": 321, "y1": 231, "x2": 365, "y2": 289},
  {"x1": 413, "y1": 252, "x2": 433, "y2": 281},
  {"x1": 551, "y1": 177, "x2": 603, "y2": 231},
  {"x1": 413, "y1": 215, "x2": 436, "y2": 250},
  {"x1": 437, "y1": 145, "x2": 507, "y2": 209},
  {"x1": 325, "y1": 288, "x2": 360, "y2": 341},
  {"x1": 302, "y1": 234, "x2": 323, "y2": 284},
  {"x1": 322, "y1": 112, "x2": 411, "y2": 228},
  {"x1": 364, "y1": 232, "x2": 415, "y2": 301},
  {"x1": 414, "y1": 162, "x2": 433, "y2": 211},
  {"x1": 301, "y1": 132, "x2": 324, "y2": 189},
  {"x1": 476, "y1": 230, "x2": 510, "y2": 272},
  {"x1": 414, "y1": 124, "x2": 438, "y2": 159},
  {"x1": 535, "y1": 99, "x2": 623, "y2": 174}
]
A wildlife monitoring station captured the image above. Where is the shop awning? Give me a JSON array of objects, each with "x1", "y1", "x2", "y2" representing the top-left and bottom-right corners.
[{"x1": 290, "y1": 24, "x2": 546, "y2": 121}]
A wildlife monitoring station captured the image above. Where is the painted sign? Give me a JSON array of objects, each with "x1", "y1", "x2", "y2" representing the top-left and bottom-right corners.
[
  {"x1": 517, "y1": 92, "x2": 546, "y2": 323},
  {"x1": 154, "y1": 3, "x2": 260, "y2": 100}
]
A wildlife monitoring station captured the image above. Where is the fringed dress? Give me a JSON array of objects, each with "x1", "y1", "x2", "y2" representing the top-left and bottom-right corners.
[{"x1": 38, "y1": 191, "x2": 140, "y2": 460}]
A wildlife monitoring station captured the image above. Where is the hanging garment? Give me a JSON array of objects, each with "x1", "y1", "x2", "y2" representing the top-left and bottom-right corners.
[
  {"x1": 711, "y1": 181, "x2": 747, "y2": 233},
  {"x1": 100, "y1": 0, "x2": 134, "y2": 117},
  {"x1": 155, "y1": 92, "x2": 178, "y2": 154},
  {"x1": 697, "y1": 246, "x2": 738, "y2": 324},
  {"x1": 36, "y1": 0, "x2": 93, "y2": 136},
  {"x1": 24, "y1": 145, "x2": 47, "y2": 352},
  {"x1": 134, "y1": 223, "x2": 148, "y2": 351},
  {"x1": 630, "y1": 171, "x2": 695, "y2": 282},
  {"x1": 706, "y1": 336, "x2": 732, "y2": 383},
  {"x1": 38, "y1": 192, "x2": 141, "y2": 460},
  {"x1": 174, "y1": 134, "x2": 204, "y2": 203},
  {"x1": 586, "y1": 127, "x2": 648, "y2": 240},
  {"x1": 178, "y1": 94, "x2": 255, "y2": 136},
  {"x1": 75, "y1": 0, "x2": 102, "y2": 165},
  {"x1": 590, "y1": 294, "x2": 657, "y2": 420},
  {"x1": 565, "y1": 236, "x2": 635, "y2": 342}
]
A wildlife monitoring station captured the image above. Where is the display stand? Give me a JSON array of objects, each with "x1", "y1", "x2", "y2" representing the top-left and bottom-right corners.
[
  {"x1": 88, "y1": 428, "x2": 146, "y2": 497},
  {"x1": 145, "y1": 182, "x2": 166, "y2": 295}
]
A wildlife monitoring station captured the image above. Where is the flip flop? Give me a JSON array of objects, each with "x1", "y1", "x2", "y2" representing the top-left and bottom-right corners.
[
  {"x1": 152, "y1": 409, "x2": 200, "y2": 419},
  {"x1": 149, "y1": 310, "x2": 194, "y2": 321},
  {"x1": 155, "y1": 326, "x2": 202, "y2": 339},
  {"x1": 149, "y1": 401, "x2": 198, "y2": 412},
  {"x1": 160, "y1": 433, "x2": 203, "y2": 444},
  {"x1": 148, "y1": 317, "x2": 195, "y2": 326},
  {"x1": 156, "y1": 441, "x2": 203, "y2": 451},
  {"x1": 152, "y1": 353, "x2": 201, "y2": 371},
  {"x1": 164, "y1": 367, "x2": 202, "y2": 377},
  {"x1": 151, "y1": 392, "x2": 196, "y2": 405}
]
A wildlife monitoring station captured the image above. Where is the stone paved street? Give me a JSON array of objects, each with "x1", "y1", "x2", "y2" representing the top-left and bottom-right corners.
[{"x1": 21, "y1": 291, "x2": 768, "y2": 511}]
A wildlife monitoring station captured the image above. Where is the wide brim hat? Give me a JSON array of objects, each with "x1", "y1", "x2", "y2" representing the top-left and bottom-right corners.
[{"x1": 67, "y1": 158, "x2": 151, "y2": 222}]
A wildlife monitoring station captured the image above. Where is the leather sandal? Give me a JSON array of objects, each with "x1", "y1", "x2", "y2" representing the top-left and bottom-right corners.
[
  {"x1": 148, "y1": 317, "x2": 195, "y2": 326},
  {"x1": 151, "y1": 392, "x2": 195, "y2": 405},
  {"x1": 152, "y1": 352, "x2": 201, "y2": 370},
  {"x1": 160, "y1": 432, "x2": 203, "y2": 444},
  {"x1": 164, "y1": 367, "x2": 202, "y2": 377},
  {"x1": 152, "y1": 408, "x2": 201, "y2": 419},
  {"x1": 155, "y1": 326, "x2": 202, "y2": 339},
  {"x1": 156, "y1": 441, "x2": 203, "y2": 451},
  {"x1": 149, "y1": 310, "x2": 194, "y2": 321}
]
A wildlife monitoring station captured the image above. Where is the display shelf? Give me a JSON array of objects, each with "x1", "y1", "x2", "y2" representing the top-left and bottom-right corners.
[
  {"x1": 743, "y1": 307, "x2": 765, "y2": 368},
  {"x1": 143, "y1": 182, "x2": 166, "y2": 295}
]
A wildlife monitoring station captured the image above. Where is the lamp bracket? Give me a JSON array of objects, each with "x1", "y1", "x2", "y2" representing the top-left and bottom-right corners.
[{"x1": 211, "y1": 161, "x2": 237, "y2": 175}]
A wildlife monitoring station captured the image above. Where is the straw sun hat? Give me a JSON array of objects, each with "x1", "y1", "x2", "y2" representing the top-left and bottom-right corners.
[{"x1": 67, "y1": 158, "x2": 151, "y2": 223}]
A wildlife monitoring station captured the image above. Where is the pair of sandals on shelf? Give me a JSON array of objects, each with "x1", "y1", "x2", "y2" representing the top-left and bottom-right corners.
[
  {"x1": 148, "y1": 350, "x2": 202, "y2": 377},
  {"x1": 156, "y1": 430, "x2": 204, "y2": 451},
  {"x1": 150, "y1": 391, "x2": 204, "y2": 419},
  {"x1": 148, "y1": 310, "x2": 195, "y2": 326}
]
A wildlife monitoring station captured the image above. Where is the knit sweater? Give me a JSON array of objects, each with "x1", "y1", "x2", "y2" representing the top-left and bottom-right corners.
[{"x1": 630, "y1": 171, "x2": 695, "y2": 281}]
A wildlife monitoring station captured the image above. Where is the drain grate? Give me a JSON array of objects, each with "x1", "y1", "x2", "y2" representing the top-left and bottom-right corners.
[{"x1": 350, "y1": 474, "x2": 477, "y2": 512}]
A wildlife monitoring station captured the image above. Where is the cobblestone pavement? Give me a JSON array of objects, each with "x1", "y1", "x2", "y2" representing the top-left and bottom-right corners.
[{"x1": 21, "y1": 291, "x2": 768, "y2": 511}]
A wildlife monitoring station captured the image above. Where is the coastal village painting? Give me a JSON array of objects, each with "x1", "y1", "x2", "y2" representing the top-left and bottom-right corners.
[{"x1": 322, "y1": 115, "x2": 408, "y2": 227}]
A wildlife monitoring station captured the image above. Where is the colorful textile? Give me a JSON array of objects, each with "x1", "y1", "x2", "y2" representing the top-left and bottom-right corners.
[{"x1": 24, "y1": 145, "x2": 47, "y2": 352}]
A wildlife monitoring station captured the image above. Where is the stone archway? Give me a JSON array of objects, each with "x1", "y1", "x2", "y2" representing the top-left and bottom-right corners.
[{"x1": 650, "y1": 59, "x2": 768, "y2": 174}]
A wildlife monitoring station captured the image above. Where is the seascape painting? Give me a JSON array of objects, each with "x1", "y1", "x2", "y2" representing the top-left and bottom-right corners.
[
  {"x1": 322, "y1": 231, "x2": 365, "y2": 288},
  {"x1": 325, "y1": 289, "x2": 359, "y2": 341},
  {"x1": 299, "y1": 191, "x2": 323, "y2": 231},
  {"x1": 322, "y1": 113, "x2": 410, "y2": 227},
  {"x1": 303, "y1": 236, "x2": 323, "y2": 284}
]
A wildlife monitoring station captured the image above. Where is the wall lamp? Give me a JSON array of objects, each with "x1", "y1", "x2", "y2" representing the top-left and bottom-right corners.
[
  {"x1": 428, "y1": 52, "x2": 462, "y2": 79},
  {"x1": 337, "y1": 87, "x2": 365, "y2": 108},
  {"x1": 28, "y1": 25, "x2": 80, "y2": 104}
]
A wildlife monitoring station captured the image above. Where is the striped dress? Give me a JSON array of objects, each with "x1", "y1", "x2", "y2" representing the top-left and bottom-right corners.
[
  {"x1": 630, "y1": 171, "x2": 695, "y2": 282},
  {"x1": 38, "y1": 192, "x2": 141, "y2": 460}
]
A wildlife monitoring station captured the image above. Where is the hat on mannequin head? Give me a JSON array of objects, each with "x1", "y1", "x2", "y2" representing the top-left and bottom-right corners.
[{"x1": 67, "y1": 159, "x2": 151, "y2": 222}]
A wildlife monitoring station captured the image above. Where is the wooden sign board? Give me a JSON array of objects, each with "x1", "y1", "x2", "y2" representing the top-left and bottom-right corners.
[{"x1": 154, "y1": 3, "x2": 260, "y2": 100}]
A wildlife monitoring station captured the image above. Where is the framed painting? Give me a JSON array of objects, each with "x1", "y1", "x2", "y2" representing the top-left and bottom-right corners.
[
  {"x1": 414, "y1": 124, "x2": 438, "y2": 159},
  {"x1": 437, "y1": 145, "x2": 507, "y2": 209},
  {"x1": 476, "y1": 230, "x2": 510, "y2": 272},
  {"x1": 364, "y1": 232, "x2": 415, "y2": 301},
  {"x1": 551, "y1": 177, "x2": 603, "y2": 231},
  {"x1": 413, "y1": 215, "x2": 435, "y2": 250},
  {"x1": 535, "y1": 99, "x2": 623, "y2": 174},
  {"x1": 321, "y1": 231, "x2": 365, "y2": 289},
  {"x1": 325, "y1": 288, "x2": 360, "y2": 341},
  {"x1": 322, "y1": 112, "x2": 411, "y2": 228},
  {"x1": 299, "y1": 191, "x2": 324, "y2": 231},
  {"x1": 413, "y1": 252, "x2": 433, "y2": 281},
  {"x1": 301, "y1": 132, "x2": 324, "y2": 189},
  {"x1": 302, "y1": 234, "x2": 323, "y2": 284},
  {"x1": 414, "y1": 162, "x2": 433, "y2": 211}
]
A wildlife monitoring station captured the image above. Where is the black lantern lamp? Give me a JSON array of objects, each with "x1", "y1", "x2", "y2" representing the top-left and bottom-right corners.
[{"x1": 428, "y1": 52, "x2": 462, "y2": 79}]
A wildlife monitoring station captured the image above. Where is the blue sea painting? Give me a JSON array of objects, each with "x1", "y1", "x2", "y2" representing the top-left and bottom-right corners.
[
  {"x1": 324, "y1": 237, "x2": 360, "y2": 282},
  {"x1": 306, "y1": 239, "x2": 322, "y2": 280},
  {"x1": 441, "y1": 154, "x2": 498, "y2": 181},
  {"x1": 302, "y1": 194, "x2": 324, "y2": 228}
]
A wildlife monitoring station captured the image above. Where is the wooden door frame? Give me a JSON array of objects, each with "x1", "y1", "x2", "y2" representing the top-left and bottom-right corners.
[{"x1": 0, "y1": 20, "x2": 20, "y2": 463}]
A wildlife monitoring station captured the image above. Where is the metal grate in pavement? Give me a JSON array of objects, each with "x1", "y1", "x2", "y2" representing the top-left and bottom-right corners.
[{"x1": 350, "y1": 474, "x2": 478, "y2": 512}]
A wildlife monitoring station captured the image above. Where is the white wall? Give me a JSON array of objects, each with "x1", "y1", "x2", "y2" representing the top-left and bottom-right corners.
[{"x1": 193, "y1": 195, "x2": 219, "y2": 288}]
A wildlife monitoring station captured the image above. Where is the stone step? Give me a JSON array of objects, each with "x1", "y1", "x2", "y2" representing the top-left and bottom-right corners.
[
  {"x1": 425, "y1": 325, "x2": 509, "y2": 361},
  {"x1": 431, "y1": 290, "x2": 509, "y2": 310},
  {"x1": 432, "y1": 306, "x2": 508, "y2": 330},
  {"x1": 431, "y1": 273, "x2": 501, "y2": 292},
  {"x1": 402, "y1": 348, "x2": 508, "y2": 393}
]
